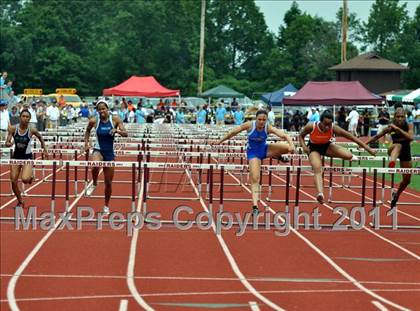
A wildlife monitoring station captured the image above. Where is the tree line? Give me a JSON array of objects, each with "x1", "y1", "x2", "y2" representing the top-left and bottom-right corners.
[{"x1": 0, "y1": 0, "x2": 419, "y2": 97}]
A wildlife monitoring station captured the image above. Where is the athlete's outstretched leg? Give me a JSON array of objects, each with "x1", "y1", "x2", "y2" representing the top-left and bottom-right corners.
[
  {"x1": 10, "y1": 165, "x2": 24, "y2": 207},
  {"x1": 103, "y1": 167, "x2": 115, "y2": 211},
  {"x1": 248, "y1": 158, "x2": 261, "y2": 214},
  {"x1": 267, "y1": 143, "x2": 291, "y2": 162},
  {"x1": 391, "y1": 161, "x2": 411, "y2": 207},
  {"x1": 308, "y1": 152, "x2": 324, "y2": 203}
]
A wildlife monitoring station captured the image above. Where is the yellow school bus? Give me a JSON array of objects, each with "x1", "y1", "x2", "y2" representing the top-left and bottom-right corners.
[
  {"x1": 18, "y1": 89, "x2": 45, "y2": 104},
  {"x1": 47, "y1": 88, "x2": 82, "y2": 108}
]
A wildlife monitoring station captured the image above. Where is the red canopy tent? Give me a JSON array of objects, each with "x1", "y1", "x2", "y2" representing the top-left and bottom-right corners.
[
  {"x1": 103, "y1": 76, "x2": 180, "y2": 97},
  {"x1": 283, "y1": 81, "x2": 382, "y2": 106}
]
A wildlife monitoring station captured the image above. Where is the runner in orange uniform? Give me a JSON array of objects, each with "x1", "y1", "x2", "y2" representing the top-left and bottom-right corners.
[{"x1": 299, "y1": 110, "x2": 376, "y2": 204}]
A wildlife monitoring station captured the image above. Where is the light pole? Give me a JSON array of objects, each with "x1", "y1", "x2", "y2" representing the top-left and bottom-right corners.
[{"x1": 198, "y1": 0, "x2": 206, "y2": 95}]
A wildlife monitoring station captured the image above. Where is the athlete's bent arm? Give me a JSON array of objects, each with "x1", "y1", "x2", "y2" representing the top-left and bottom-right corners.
[
  {"x1": 299, "y1": 123, "x2": 312, "y2": 154},
  {"x1": 112, "y1": 116, "x2": 128, "y2": 137},
  {"x1": 213, "y1": 122, "x2": 250, "y2": 145},
  {"x1": 388, "y1": 123, "x2": 414, "y2": 142},
  {"x1": 84, "y1": 118, "x2": 96, "y2": 154},
  {"x1": 31, "y1": 128, "x2": 48, "y2": 157},
  {"x1": 333, "y1": 125, "x2": 376, "y2": 155},
  {"x1": 365, "y1": 126, "x2": 391, "y2": 145}
]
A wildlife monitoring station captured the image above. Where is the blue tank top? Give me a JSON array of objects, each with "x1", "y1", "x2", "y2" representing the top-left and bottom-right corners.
[
  {"x1": 94, "y1": 117, "x2": 114, "y2": 152},
  {"x1": 247, "y1": 121, "x2": 268, "y2": 150}
]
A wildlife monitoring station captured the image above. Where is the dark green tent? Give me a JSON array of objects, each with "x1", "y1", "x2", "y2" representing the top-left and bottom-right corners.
[{"x1": 201, "y1": 85, "x2": 244, "y2": 98}]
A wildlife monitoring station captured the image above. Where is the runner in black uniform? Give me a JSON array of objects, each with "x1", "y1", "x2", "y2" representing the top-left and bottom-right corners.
[
  {"x1": 366, "y1": 107, "x2": 414, "y2": 207},
  {"x1": 5, "y1": 109, "x2": 48, "y2": 208}
]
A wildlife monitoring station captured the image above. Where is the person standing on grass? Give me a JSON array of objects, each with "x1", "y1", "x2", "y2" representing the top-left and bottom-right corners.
[
  {"x1": 5, "y1": 109, "x2": 48, "y2": 209},
  {"x1": 267, "y1": 106, "x2": 275, "y2": 125},
  {"x1": 0, "y1": 100, "x2": 10, "y2": 142},
  {"x1": 84, "y1": 100, "x2": 128, "y2": 214},
  {"x1": 233, "y1": 106, "x2": 245, "y2": 125},
  {"x1": 362, "y1": 109, "x2": 371, "y2": 137},
  {"x1": 413, "y1": 104, "x2": 420, "y2": 136},
  {"x1": 215, "y1": 102, "x2": 226, "y2": 126},
  {"x1": 196, "y1": 106, "x2": 207, "y2": 125},
  {"x1": 366, "y1": 107, "x2": 413, "y2": 208},
  {"x1": 346, "y1": 107, "x2": 359, "y2": 137},
  {"x1": 212, "y1": 109, "x2": 295, "y2": 215},
  {"x1": 299, "y1": 110, "x2": 376, "y2": 204}
]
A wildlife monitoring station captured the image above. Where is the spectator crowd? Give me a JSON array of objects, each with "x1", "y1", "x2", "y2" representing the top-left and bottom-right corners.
[{"x1": 1, "y1": 71, "x2": 419, "y2": 140}]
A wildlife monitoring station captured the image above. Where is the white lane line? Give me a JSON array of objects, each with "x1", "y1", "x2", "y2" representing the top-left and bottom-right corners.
[
  {"x1": 272, "y1": 171, "x2": 420, "y2": 260},
  {"x1": 227, "y1": 171, "x2": 411, "y2": 311},
  {"x1": 1, "y1": 155, "x2": 75, "y2": 210},
  {"x1": 184, "y1": 162, "x2": 286, "y2": 311},
  {"x1": 249, "y1": 301, "x2": 260, "y2": 311},
  {"x1": 119, "y1": 299, "x2": 128, "y2": 311},
  {"x1": 361, "y1": 172, "x2": 420, "y2": 199},
  {"x1": 2, "y1": 288, "x2": 420, "y2": 303},
  {"x1": 6, "y1": 180, "x2": 92, "y2": 311},
  {"x1": 322, "y1": 169, "x2": 420, "y2": 222},
  {"x1": 1, "y1": 170, "x2": 11, "y2": 177},
  {"x1": 6, "y1": 147, "x2": 109, "y2": 311},
  {"x1": 0, "y1": 155, "x2": 43, "y2": 177},
  {"x1": 1, "y1": 169, "x2": 58, "y2": 210},
  {"x1": 126, "y1": 172, "x2": 154, "y2": 311},
  {"x1": 1, "y1": 273, "x2": 419, "y2": 286},
  {"x1": 372, "y1": 300, "x2": 390, "y2": 311}
]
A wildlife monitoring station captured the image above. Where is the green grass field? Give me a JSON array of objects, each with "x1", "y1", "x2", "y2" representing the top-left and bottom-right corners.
[{"x1": 335, "y1": 142, "x2": 420, "y2": 191}]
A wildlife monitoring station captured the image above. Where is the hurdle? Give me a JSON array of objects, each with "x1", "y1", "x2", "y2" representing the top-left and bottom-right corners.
[
  {"x1": 0, "y1": 158, "x2": 141, "y2": 222},
  {"x1": 143, "y1": 157, "x2": 213, "y2": 226},
  {"x1": 369, "y1": 167, "x2": 420, "y2": 230}
]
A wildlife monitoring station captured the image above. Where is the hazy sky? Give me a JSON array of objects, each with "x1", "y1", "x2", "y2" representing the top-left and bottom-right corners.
[{"x1": 255, "y1": 0, "x2": 420, "y2": 34}]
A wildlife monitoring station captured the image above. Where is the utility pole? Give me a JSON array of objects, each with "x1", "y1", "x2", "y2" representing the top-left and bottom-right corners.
[
  {"x1": 198, "y1": 0, "x2": 206, "y2": 95},
  {"x1": 341, "y1": 0, "x2": 348, "y2": 63}
]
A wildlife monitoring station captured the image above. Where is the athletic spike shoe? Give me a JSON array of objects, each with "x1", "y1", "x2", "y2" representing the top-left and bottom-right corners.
[
  {"x1": 103, "y1": 206, "x2": 110, "y2": 215},
  {"x1": 278, "y1": 155, "x2": 290, "y2": 163},
  {"x1": 85, "y1": 184, "x2": 97, "y2": 197},
  {"x1": 388, "y1": 161, "x2": 396, "y2": 168},
  {"x1": 316, "y1": 193, "x2": 324, "y2": 204},
  {"x1": 252, "y1": 205, "x2": 259, "y2": 216}
]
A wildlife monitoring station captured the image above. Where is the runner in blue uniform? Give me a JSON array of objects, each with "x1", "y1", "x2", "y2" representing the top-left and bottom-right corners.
[
  {"x1": 84, "y1": 101, "x2": 127, "y2": 214},
  {"x1": 213, "y1": 110, "x2": 295, "y2": 214},
  {"x1": 5, "y1": 109, "x2": 48, "y2": 208}
]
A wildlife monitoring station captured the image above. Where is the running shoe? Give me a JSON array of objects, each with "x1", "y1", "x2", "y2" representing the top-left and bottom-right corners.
[
  {"x1": 388, "y1": 161, "x2": 396, "y2": 168},
  {"x1": 316, "y1": 193, "x2": 324, "y2": 204},
  {"x1": 103, "y1": 206, "x2": 110, "y2": 214},
  {"x1": 85, "y1": 184, "x2": 97, "y2": 196},
  {"x1": 279, "y1": 155, "x2": 290, "y2": 163},
  {"x1": 390, "y1": 191, "x2": 398, "y2": 208},
  {"x1": 252, "y1": 205, "x2": 259, "y2": 216}
]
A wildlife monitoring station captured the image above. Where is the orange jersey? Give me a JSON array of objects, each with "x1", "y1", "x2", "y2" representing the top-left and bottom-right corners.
[{"x1": 309, "y1": 122, "x2": 333, "y2": 144}]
